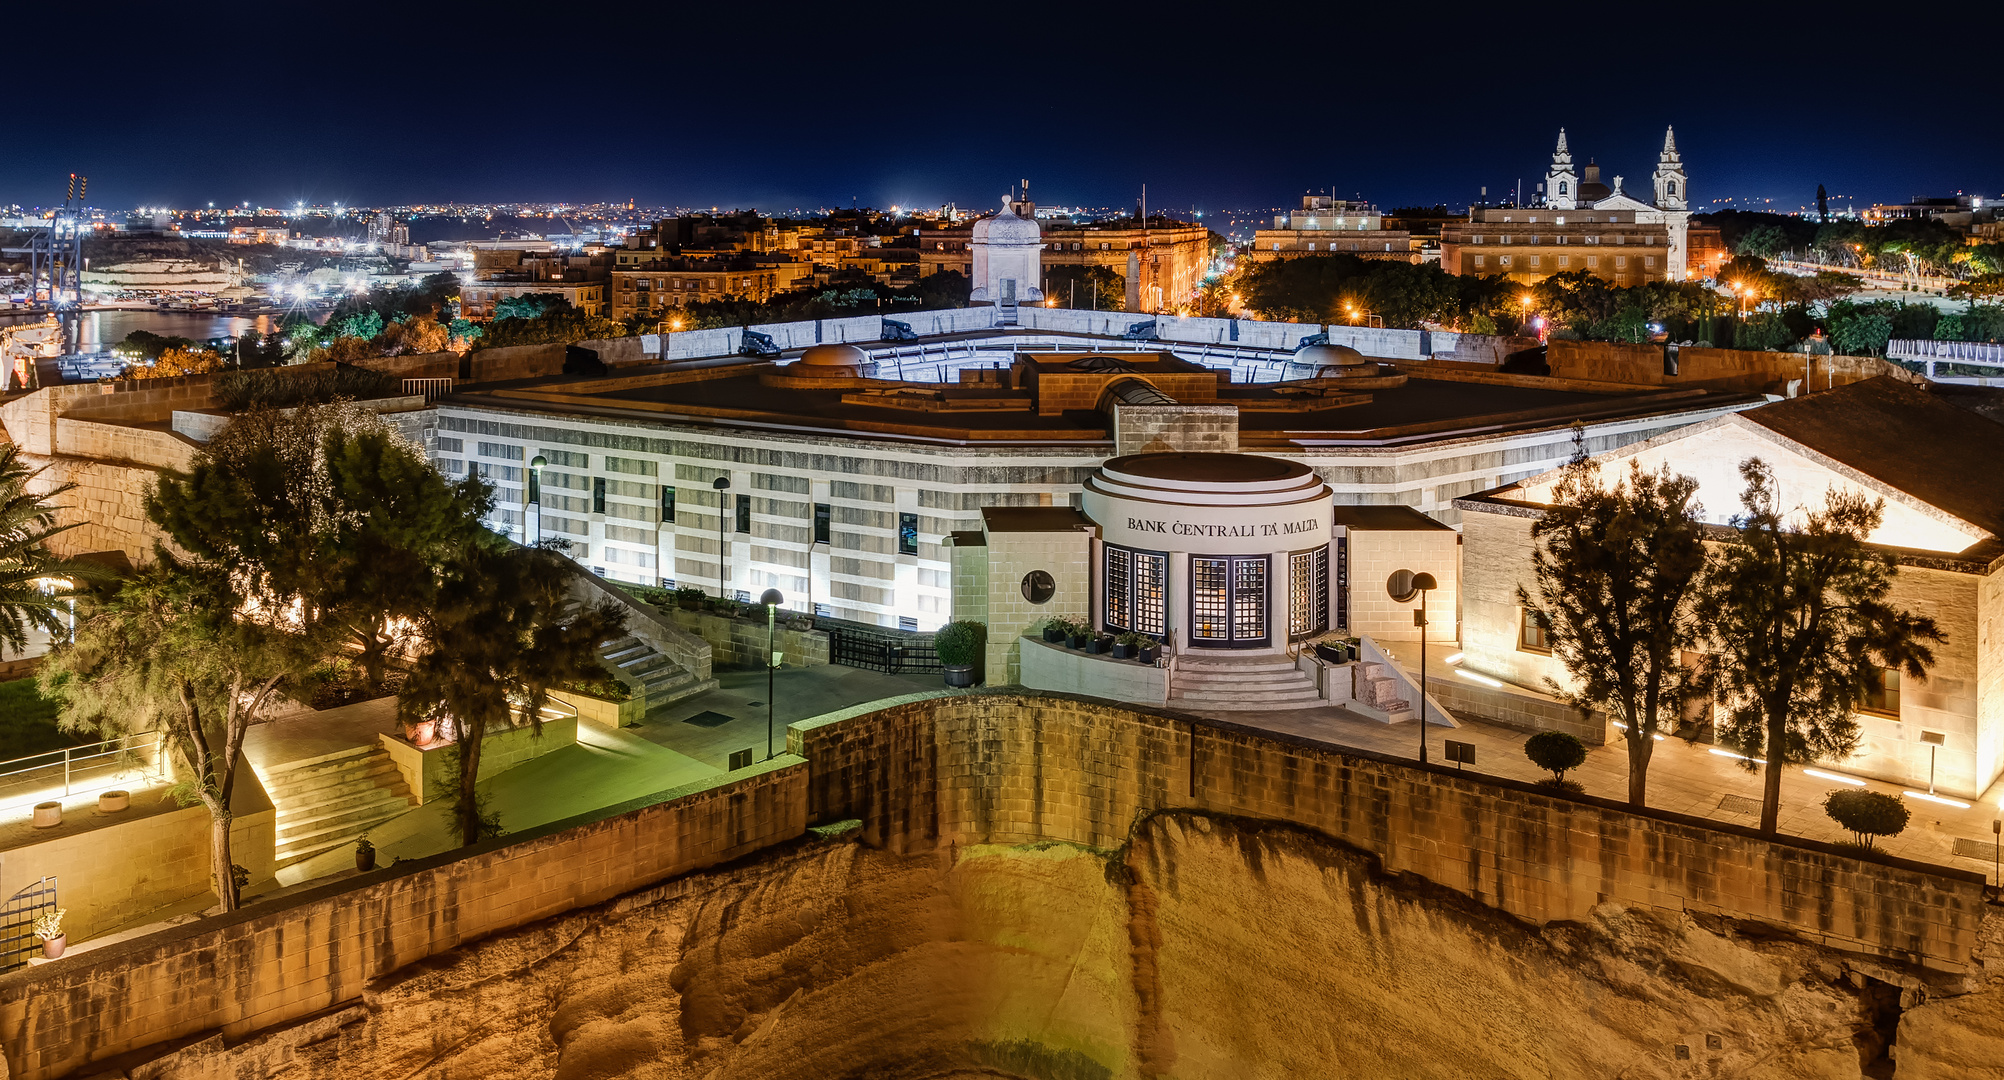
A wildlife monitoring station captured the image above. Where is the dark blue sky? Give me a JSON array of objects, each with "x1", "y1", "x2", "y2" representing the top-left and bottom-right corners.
[{"x1": 9, "y1": 1, "x2": 1997, "y2": 215}]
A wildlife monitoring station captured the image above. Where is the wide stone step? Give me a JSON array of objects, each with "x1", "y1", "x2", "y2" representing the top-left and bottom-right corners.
[
  {"x1": 1171, "y1": 670, "x2": 1310, "y2": 687},
  {"x1": 274, "y1": 785, "x2": 408, "y2": 824},
  {"x1": 266, "y1": 758, "x2": 402, "y2": 802},
  {"x1": 274, "y1": 802, "x2": 412, "y2": 854},
  {"x1": 1169, "y1": 695, "x2": 1329, "y2": 713},
  {"x1": 1173, "y1": 686, "x2": 1323, "y2": 704},
  {"x1": 1175, "y1": 658, "x2": 1299, "y2": 674},
  {"x1": 261, "y1": 743, "x2": 378, "y2": 780},
  {"x1": 277, "y1": 794, "x2": 413, "y2": 842}
]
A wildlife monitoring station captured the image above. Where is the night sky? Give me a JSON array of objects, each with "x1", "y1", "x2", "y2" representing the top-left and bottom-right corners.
[{"x1": 10, "y1": 1, "x2": 1997, "y2": 215}]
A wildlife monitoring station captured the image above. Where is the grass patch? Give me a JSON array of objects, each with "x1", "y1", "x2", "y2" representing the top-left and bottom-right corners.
[{"x1": 0, "y1": 678, "x2": 91, "y2": 763}]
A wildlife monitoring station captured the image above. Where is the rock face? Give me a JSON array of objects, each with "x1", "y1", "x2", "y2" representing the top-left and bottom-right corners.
[{"x1": 140, "y1": 813, "x2": 2004, "y2": 1080}]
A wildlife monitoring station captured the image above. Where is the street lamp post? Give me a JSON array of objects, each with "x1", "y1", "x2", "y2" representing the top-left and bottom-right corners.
[
  {"x1": 761, "y1": 588, "x2": 784, "y2": 761},
  {"x1": 527, "y1": 455, "x2": 546, "y2": 546},
  {"x1": 713, "y1": 476, "x2": 732, "y2": 600},
  {"x1": 1387, "y1": 570, "x2": 1439, "y2": 764}
]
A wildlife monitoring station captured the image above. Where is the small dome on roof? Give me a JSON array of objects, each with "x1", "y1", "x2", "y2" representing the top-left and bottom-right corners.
[
  {"x1": 797, "y1": 343, "x2": 869, "y2": 367},
  {"x1": 981, "y1": 202, "x2": 1042, "y2": 245},
  {"x1": 1294, "y1": 343, "x2": 1369, "y2": 368}
]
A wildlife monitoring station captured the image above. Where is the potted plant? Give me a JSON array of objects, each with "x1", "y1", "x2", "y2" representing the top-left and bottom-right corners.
[
  {"x1": 356, "y1": 838, "x2": 377, "y2": 872},
  {"x1": 1065, "y1": 619, "x2": 1093, "y2": 651},
  {"x1": 1042, "y1": 618, "x2": 1069, "y2": 644},
  {"x1": 675, "y1": 586, "x2": 707, "y2": 611},
  {"x1": 1136, "y1": 635, "x2": 1161, "y2": 665},
  {"x1": 934, "y1": 620, "x2": 987, "y2": 688},
  {"x1": 1112, "y1": 632, "x2": 1139, "y2": 660},
  {"x1": 33, "y1": 908, "x2": 65, "y2": 959},
  {"x1": 1087, "y1": 633, "x2": 1112, "y2": 655}
]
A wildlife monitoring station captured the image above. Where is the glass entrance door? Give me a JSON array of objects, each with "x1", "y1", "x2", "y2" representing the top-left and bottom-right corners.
[{"x1": 1190, "y1": 555, "x2": 1269, "y2": 648}]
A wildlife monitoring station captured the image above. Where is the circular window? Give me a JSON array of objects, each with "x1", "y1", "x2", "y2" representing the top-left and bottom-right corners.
[{"x1": 1020, "y1": 570, "x2": 1055, "y2": 605}]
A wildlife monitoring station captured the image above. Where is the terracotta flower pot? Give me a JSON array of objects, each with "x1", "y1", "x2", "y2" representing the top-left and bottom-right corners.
[{"x1": 42, "y1": 935, "x2": 64, "y2": 960}]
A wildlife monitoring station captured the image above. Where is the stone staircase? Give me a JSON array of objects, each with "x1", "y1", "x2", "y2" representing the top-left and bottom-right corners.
[
  {"x1": 258, "y1": 746, "x2": 416, "y2": 871},
  {"x1": 1169, "y1": 654, "x2": 1324, "y2": 713},
  {"x1": 1356, "y1": 660, "x2": 1416, "y2": 722},
  {"x1": 560, "y1": 599, "x2": 715, "y2": 709}
]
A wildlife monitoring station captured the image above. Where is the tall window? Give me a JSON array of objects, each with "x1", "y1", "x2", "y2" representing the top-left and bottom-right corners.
[
  {"x1": 1861, "y1": 667, "x2": 1901, "y2": 717},
  {"x1": 735, "y1": 493, "x2": 752, "y2": 533},
  {"x1": 1288, "y1": 547, "x2": 1329, "y2": 640},
  {"x1": 897, "y1": 512, "x2": 919, "y2": 555},
  {"x1": 1519, "y1": 608, "x2": 1552, "y2": 653},
  {"x1": 592, "y1": 476, "x2": 606, "y2": 515},
  {"x1": 814, "y1": 503, "x2": 831, "y2": 544},
  {"x1": 660, "y1": 485, "x2": 675, "y2": 523},
  {"x1": 1103, "y1": 545, "x2": 1167, "y2": 637}
]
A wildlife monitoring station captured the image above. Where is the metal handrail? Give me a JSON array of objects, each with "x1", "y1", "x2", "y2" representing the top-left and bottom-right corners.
[{"x1": 0, "y1": 732, "x2": 165, "y2": 804}]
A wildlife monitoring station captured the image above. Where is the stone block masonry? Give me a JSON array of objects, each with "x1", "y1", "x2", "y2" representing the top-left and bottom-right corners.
[
  {"x1": 0, "y1": 761, "x2": 805, "y2": 1080},
  {"x1": 792, "y1": 692, "x2": 1984, "y2": 974},
  {"x1": 4, "y1": 692, "x2": 1984, "y2": 1077}
]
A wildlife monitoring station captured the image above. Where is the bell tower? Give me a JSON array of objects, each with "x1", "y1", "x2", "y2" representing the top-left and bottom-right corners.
[
  {"x1": 1652, "y1": 126, "x2": 1687, "y2": 211},
  {"x1": 1544, "y1": 129, "x2": 1578, "y2": 210}
]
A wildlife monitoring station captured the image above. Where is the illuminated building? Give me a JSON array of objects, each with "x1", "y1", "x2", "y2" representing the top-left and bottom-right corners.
[
  {"x1": 1441, "y1": 128, "x2": 1692, "y2": 285},
  {"x1": 1246, "y1": 196, "x2": 1417, "y2": 264}
]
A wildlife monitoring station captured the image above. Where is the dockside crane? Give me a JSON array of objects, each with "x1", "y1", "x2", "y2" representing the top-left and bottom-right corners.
[{"x1": 2, "y1": 174, "x2": 90, "y2": 389}]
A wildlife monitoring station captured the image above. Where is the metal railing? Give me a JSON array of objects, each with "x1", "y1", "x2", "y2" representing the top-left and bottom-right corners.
[
  {"x1": 0, "y1": 732, "x2": 165, "y2": 811},
  {"x1": 402, "y1": 377, "x2": 456, "y2": 401}
]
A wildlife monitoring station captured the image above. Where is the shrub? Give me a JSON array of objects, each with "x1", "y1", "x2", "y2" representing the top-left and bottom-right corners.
[
  {"x1": 215, "y1": 364, "x2": 398, "y2": 410},
  {"x1": 1524, "y1": 730, "x2": 1587, "y2": 784},
  {"x1": 674, "y1": 587, "x2": 706, "y2": 605},
  {"x1": 934, "y1": 620, "x2": 987, "y2": 667},
  {"x1": 1823, "y1": 789, "x2": 1909, "y2": 850}
]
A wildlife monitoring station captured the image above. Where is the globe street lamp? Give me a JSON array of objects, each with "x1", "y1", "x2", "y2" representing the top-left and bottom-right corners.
[
  {"x1": 760, "y1": 588, "x2": 785, "y2": 761},
  {"x1": 713, "y1": 476, "x2": 731, "y2": 600},
  {"x1": 1387, "y1": 569, "x2": 1439, "y2": 764}
]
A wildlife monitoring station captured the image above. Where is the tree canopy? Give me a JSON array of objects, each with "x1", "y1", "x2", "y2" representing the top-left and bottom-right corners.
[{"x1": 1693, "y1": 459, "x2": 1943, "y2": 833}]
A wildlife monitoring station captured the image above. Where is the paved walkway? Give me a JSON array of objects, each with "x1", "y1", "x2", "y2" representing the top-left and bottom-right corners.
[
  {"x1": 624, "y1": 664, "x2": 941, "y2": 767},
  {"x1": 1223, "y1": 651, "x2": 2004, "y2": 885}
]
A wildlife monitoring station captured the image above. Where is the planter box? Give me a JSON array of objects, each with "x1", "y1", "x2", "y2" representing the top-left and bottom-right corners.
[
  {"x1": 1111, "y1": 643, "x2": 1135, "y2": 660},
  {"x1": 380, "y1": 714, "x2": 577, "y2": 803},
  {"x1": 550, "y1": 687, "x2": 643, "y2": 730}
]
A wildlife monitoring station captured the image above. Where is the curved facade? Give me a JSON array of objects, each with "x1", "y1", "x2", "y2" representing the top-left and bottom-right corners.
[{"x1": 1083, "y1": 453, "x2": 1333, "y2": 650}]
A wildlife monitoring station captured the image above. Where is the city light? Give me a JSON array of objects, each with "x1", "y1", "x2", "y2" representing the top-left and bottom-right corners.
[
  {"x1": 1906, "y1": 790, "x2": 1971, "y2": 809},
  {"x1": 1803, "y1": 768, "x2": 1865, "y2": 786}
]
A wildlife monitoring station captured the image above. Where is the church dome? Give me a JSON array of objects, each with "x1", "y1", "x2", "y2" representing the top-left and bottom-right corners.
[
  {"x1": 797, "y1": 343, "x2": 869, "y2": 368},
  {"x1": 1294, "y1": 343, "x2": 1369, "y2": 368}
]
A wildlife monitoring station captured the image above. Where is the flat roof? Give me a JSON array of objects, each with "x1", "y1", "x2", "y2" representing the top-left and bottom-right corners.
[
  {"x1": 982, "y1": 507, "x2": 1093, "y2": 533},
  {"x1": 1106, "y1": 453, "x2": 1309, "y2": 483},
  {"x1": 1332, "y1": 505, "x2": 1457, "y2": 532}
]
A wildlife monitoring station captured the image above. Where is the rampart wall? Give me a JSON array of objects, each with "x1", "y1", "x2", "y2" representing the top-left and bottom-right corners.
[{"x1": 0, "y1": 692, "x2": 1985, "y2": 1079}]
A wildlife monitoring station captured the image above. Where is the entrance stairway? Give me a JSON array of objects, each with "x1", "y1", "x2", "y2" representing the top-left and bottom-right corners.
[
  {"x1": 558, "y1": 599, "x2": 715, "y2": 708},
  {"x1": 259, "y1": 746, "x2": 416, "y2": 870},
  {"x1": 1169, "y1": 653, "x2": 1324, "y2": 712}
]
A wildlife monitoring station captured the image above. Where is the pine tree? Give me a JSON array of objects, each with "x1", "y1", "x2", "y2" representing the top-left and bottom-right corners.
[
  {"x1": 1522, "y1": 434, "x2": 1707, "y2": 806},
  {"x1": 1693, "y1": 459, "x2": 1943, "y2": 833},
  {"x1": 400, "y1": 542, "x2": 625, "y2": 846}
]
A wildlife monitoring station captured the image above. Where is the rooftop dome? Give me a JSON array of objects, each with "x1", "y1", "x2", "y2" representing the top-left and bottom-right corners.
[
  {"x1": 797, "y1": 343, "x2": 869, "y2": 367},
  {"x1": 980, "y1": 202, "x2": 1042, "y2": 245},
  {"x1": 1293, "y1": 343, "x2": 1369, "y2": 368}
]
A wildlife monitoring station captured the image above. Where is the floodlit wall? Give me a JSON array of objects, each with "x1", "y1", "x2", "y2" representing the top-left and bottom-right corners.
[{"x1": 3, "y1": 693, "x2": 1988, "y2": 1078}]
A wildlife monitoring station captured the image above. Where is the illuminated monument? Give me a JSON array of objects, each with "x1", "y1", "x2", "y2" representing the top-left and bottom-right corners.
[{"x1": 967, "y1": 182, "x2": 1043, "y2": 320}]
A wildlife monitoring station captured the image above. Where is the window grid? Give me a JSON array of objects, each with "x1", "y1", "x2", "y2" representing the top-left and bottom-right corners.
[
  {"x1": 1134, "y1": 552, "x2": 1166, "y2": 636},
  {"x1": 1191, "y1": 558, "x2": 1229, "y2": 640},
  {"x1": 1104, "y1": 547, "x2": 1132, "y2": 631},
  {"x1": 1232, "y1": 559, "x2": 1266, "y2": 641},
  {"x1": 1289, "y1": 547, "x2": 1328, "y2": 640}
]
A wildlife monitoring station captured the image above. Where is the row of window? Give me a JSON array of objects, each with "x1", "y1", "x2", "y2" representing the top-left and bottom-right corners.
[
  {"x1": 536, "y1": 486, "x2": 922, "y2": 557},
  {"x1": 1472, "y1": 254, "x2": 1652, "y2": 271},
  {"x1": 1466, "y1": 233, "x2": 1658, "y2": 246},
  {"x1": 1517, "y1": 609, "x2": 1902, "y2": 717}
]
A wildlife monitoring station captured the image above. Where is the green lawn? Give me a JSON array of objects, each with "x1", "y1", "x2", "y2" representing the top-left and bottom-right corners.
[{"x1": 0, "y1": 678, "x2": 90, "y2": 764}]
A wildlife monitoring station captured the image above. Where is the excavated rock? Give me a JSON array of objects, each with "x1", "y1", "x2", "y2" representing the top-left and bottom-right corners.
[{"x1": 127, "y1": 813, "x2": 2004, "y2": 1080}]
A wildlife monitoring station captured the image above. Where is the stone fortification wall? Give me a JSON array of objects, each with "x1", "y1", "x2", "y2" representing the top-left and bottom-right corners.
[
  {"x1": 52, "y1": 418, "x2": 195, "y2": 471},
  {"x1": 25, "y1": 453, "x2": 167, "y2": 564},
  {"x1": 464, "y1": 342, "x2": 567, "y2": 383},
  {"x1": 0, "y1": 761, "x2": 805, "y2": 1080},
  {"x1": 1548, "y1": 339, "x2": 1915, "y2": 392},
  {"x1": 793, "y1": 693, "x2": 1985, "y2": 973},
  {"x1": 6, "y1": 691, "x2": 1986, "y2": 1078}
]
